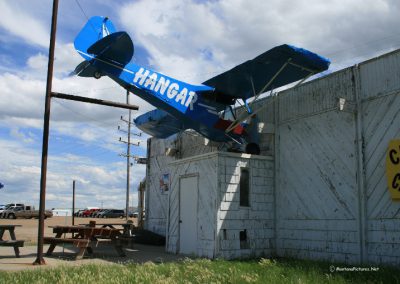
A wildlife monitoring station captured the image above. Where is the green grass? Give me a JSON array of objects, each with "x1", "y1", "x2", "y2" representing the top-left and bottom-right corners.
[{"x1": 0, "y1": 258, "x2": 398, "y2": 284}]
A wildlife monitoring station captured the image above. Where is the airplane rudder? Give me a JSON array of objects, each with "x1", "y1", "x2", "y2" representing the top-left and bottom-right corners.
[{"x1": 74, "y1": 16, "x2": 116, "y2": 58}]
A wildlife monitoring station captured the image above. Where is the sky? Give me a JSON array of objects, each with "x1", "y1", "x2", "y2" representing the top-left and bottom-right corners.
[{"x1": 0, "y1": 0, "x2": 400, "y2": 210}]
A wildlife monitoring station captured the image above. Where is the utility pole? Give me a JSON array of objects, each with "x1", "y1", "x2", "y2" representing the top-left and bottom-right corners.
[
  {"x1": 126, "y1": 89, "x2": 131, "y2": 221},
  {"x1": 72, "y1": 180, "x2": 75, "y2": 226},
  {"x1": 34, "y1": 0, "x2": 58, "y2": 266},
  {"x1": 32, "y1": 0, "x2": 140, "y2": 265},
  {"x1": 118, "y1": 90, "x2": 141, "y2": 220}
]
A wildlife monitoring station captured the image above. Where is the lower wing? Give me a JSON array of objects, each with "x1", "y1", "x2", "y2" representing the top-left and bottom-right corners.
[{"x1": 134, "y1": 109, "x2": 185, "y2": 139}]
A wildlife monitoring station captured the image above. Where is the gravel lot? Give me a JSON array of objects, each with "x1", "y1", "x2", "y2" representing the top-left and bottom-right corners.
[{"x1": 0, "y1": 216, "x2": 138, "y2": 243}]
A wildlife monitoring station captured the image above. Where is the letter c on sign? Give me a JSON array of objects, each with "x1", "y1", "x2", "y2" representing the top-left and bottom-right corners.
[
  {"x1": 389, "y1": 149, "x2": 400, "y2": 164},
  {"x1": 392, "y1": 174, "x2": 400, "y2": 191},
  {"x1": 386, "y1": 140, "x2": 400, "y2": 200}
]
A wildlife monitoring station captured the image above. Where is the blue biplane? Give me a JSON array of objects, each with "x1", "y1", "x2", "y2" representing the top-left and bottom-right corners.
[{"x1": 74, "y1": 16, "x2": 330, "y2": 154}]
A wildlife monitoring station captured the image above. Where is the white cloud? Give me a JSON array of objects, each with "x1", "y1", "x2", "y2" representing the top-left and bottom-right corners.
[
  {"x1": 0, "y1": 1, "x2": 50, "y2": 48},
  {"x1": 0, "y1": 136, "x2": 146, "y2": 209},
  {"x1": 118, "y1": 0, "x2": 400, "y2": 81},
  {"x1": 10, "y1": 127, "x2": 35, "y2": 144},
  {"x1": 27, "y1": 53, "x2": 47, "y2": 70}
]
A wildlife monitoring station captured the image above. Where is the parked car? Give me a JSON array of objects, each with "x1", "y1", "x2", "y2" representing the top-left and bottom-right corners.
[
  {"x1": 1, "y1": 205, "x2": 53, "y2": 219},
  {"x1": 89, "y1": 208, "x2": 101, "y2": 217},
  {"x1": 93, "y1": 209, "x2": 109, "y2": 218},
  {"x1": 74, "y1": 209, "x2": 85, "y2": 217},
  {"x1": 0, "y1": 204, "x2": 24, "y2": 218},
  {"x1": 129, "y1": 211, "x2": 138, "y2": 218},
  {"x1": 4, "y1": 203, "x2": 24, "y2": 209},
  {"x1": 98, "y1": 209, "x2": 125, "y2": 218},
  {"x1": 81, "y1": 208, "x2": 99, "y2": 218},
  {"x1": 128, "y1": 210, "x2": 145, "y2": 218}
]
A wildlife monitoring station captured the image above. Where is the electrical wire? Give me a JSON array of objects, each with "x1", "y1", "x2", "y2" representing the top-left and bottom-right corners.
[{"x1": 52, "y1": 99, "x2": 121, "y2": 129}]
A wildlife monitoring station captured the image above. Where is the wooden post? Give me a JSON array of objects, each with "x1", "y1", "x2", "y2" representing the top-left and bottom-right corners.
[
  {"x1": 72, "y1": 180, "x2": 76, "y2": 226},
  {"x1": 33, "y1": 0, "x2": 59, "y2": 265}
]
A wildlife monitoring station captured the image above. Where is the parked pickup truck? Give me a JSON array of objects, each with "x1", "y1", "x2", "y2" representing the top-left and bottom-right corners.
[{"x1": 1, "y1": 205, "x2": 53, "y2": 219}]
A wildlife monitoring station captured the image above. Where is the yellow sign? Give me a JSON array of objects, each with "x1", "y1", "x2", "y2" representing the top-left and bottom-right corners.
[{"x1": 386, "y1": 140, "x2": 400, "y2": 200}]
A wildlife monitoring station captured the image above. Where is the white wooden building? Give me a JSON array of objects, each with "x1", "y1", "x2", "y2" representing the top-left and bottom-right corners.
[{"x1": 144, "y1": 48, "x2": 400, "y2": 266}]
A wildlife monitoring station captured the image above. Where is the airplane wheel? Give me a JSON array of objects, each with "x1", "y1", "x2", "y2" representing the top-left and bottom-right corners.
[
  {"x1": 94, "y1": 71, "x2": 102, "y2": 79},
  {"x1": 245, "y1": 143, "x2": 260, "y2": 155}
]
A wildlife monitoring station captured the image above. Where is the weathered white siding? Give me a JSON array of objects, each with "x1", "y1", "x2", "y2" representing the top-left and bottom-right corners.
[
  {"x1": 145, "y1": 138, "x2": 175, "y2": 235},
  {"x1": 145, "y1": 48, "x2": 400, "y2": 266},
  {"x1": 359, "y1": 51, "x2": 400, "y2": 265},
  {"x1": 273, "y1": 67, "x2": 360, "y2": 264},
  {"x1": 145, "y1": 133, "x2": 217, "y2": 236},
  {"x1": 166, "y1": 152, "x2": 273, "y2": 259},
  {"x1": 167, "y1": 153, "x2": 219, "y2": 258},
  {"x1": 270, "y1": 51, "x2": 400, "y2": 265},
  {"x1": 216, "y1": 154, "x2": 274, "y2": 259}
]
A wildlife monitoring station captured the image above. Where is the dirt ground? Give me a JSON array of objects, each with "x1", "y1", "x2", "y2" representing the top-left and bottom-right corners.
[
  {"x1": 0, "y1": 216, "x2": 138, "y2": 243},
  {"x1": 0, "y1": 217, "x2": 183, "y2": 272}
]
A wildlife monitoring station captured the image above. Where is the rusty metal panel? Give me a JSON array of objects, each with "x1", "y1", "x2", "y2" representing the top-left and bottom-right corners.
[{"x1": 361, "y1": 84, "x2": 400, "y2": 264}]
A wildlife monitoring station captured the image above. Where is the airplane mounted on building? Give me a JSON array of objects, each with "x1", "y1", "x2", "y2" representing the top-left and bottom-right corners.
[{"x1": 74, "y1": 16, "x2": 330, "y2": 154}]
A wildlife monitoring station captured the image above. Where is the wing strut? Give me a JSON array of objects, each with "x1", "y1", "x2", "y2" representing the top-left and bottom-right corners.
[
  {"x1": 249, "y1": 58, "x2": 292, "y2": 107},
  {"x1": 225, "y1": 58, "x2": 292, "y2": 133}
]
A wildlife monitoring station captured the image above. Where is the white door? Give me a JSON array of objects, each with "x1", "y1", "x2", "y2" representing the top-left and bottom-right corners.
[{"x1": 179, "y1": 175, "x2": 198, "y2": 254}]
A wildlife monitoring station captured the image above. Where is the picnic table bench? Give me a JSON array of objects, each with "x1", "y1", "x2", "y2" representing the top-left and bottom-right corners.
[
  {"x1": 0, "y1": 225, "x2": 25, "y2": 257},
  {"x1": 80, "y1": 221, "x2": 136, "y2": 237},
  {"x1": 44, "y1": 225, "x2": 130, "y2": 259}
]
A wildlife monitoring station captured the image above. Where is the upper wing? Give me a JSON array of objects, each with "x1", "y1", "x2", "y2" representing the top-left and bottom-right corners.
[{"x1": 203, "y1": 44, "x2": 330, "y2": 100}]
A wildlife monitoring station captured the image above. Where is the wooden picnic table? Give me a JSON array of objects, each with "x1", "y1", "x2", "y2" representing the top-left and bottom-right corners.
[
  {"x1": 0, "y1": 225, "x2": 24, "y2": 257},
  {"x1": 44, "y1": 225, "x2": 131, "y2": 259},
  {"x1": 80, "y1": 222, "x2": 135, "y2": 237}
]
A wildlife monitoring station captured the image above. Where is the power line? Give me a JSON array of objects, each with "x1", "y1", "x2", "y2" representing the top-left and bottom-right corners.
[
  {"x1": 52, "y1": 99, "x2": 119, "y2": 129},
  {"x1": 59, "y1": 85, "x2": 120, "y2": 96},
  {"x1": 74, "y1": 0, "x2": 90, "y2": 22},
  {"x1": 74, "y1": 0, "x2": 98, "y2": 34}
]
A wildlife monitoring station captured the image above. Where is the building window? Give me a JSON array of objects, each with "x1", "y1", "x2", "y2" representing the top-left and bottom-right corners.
[
  {"x1": 240, "y1": 168, "x2": 250, "y2": 207},
  {"x1": 240, "y1": 229, "x2": 249, "y2": 249}
]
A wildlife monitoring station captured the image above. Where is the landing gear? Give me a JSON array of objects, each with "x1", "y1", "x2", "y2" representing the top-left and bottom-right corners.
[
  {"x1": 94, "y1": 71, "x2": 102, "y2": 79},
  {"x1": 245, "y1": 143, "x2": 260, "y2": 155}
]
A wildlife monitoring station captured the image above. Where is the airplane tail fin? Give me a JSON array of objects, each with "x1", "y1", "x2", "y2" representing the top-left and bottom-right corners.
[{"x1": 73, "y1": 16, "x2": 134, "y2": 77}]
